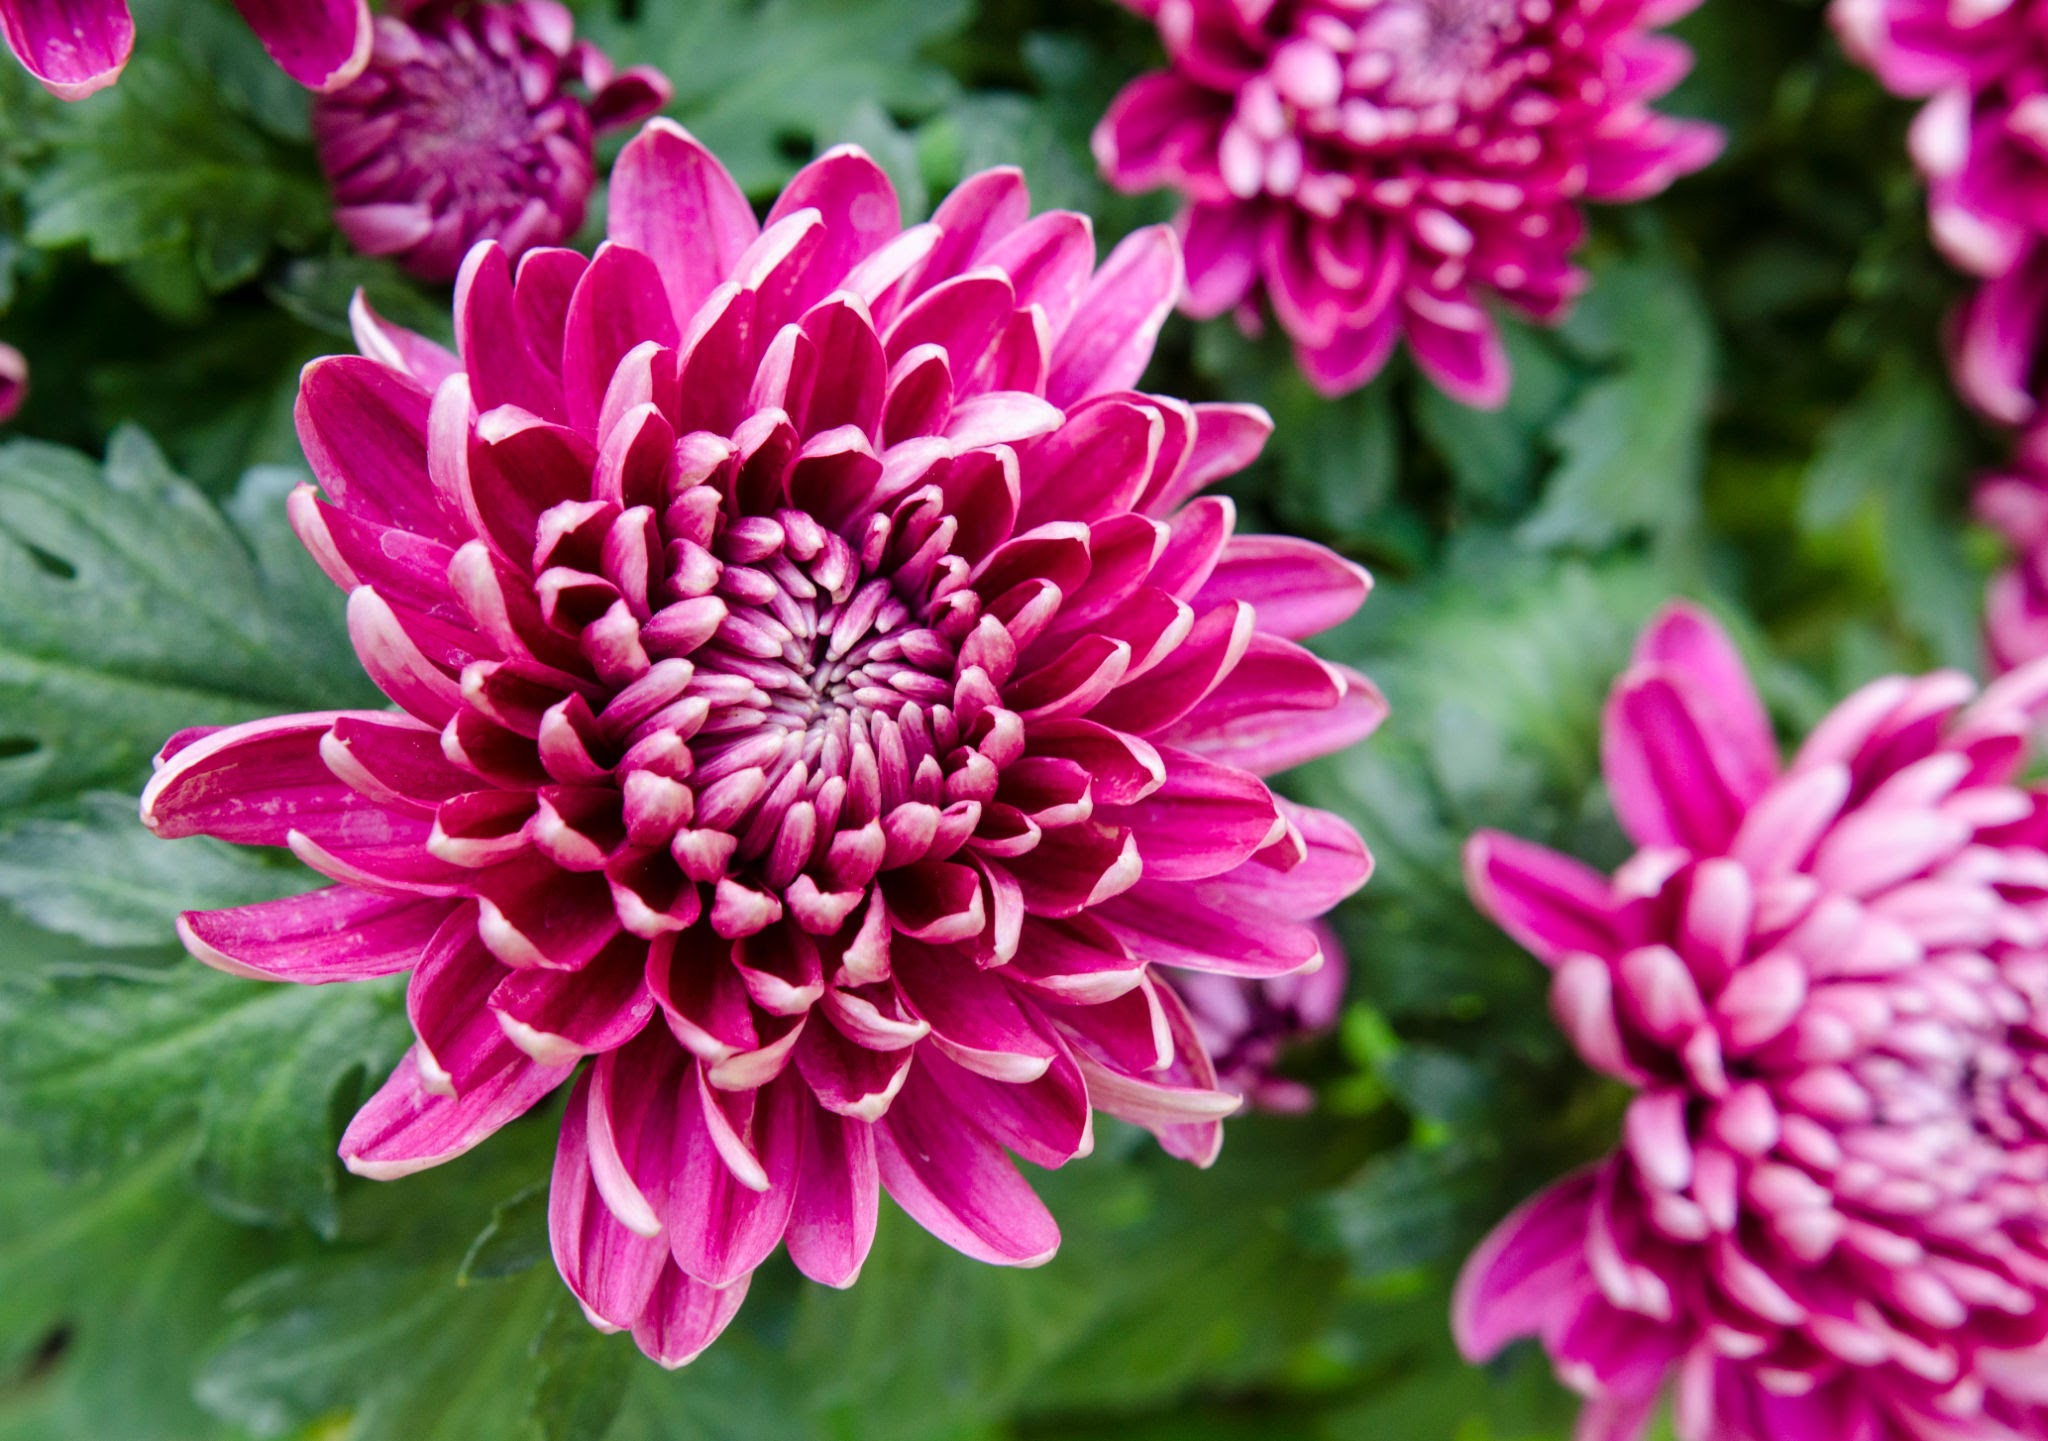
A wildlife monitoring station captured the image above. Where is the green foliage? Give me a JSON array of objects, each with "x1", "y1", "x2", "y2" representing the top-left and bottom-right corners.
[
  {"x1": 24, "y1": 53, "x2": 326, "y2": 309},
  {"x1": 0, "y1": 0, "x2": 2011, "y2": 1437},
  {"x1": 0, "y1": 430, "x2": 371, "y2": 809}
]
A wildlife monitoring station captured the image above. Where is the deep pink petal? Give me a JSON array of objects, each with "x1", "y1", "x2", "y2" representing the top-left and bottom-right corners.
[
  {"x1": 550, "y1": 1069, "x2": 668, "y2": 1330},
  {"x1": 1047, "y1": 226, "x2": 1182, "y2": 407},
  {"x1": 230, "y1": 0, "x2": 370, "y2": 90},
  {"x1": 340, "y1": 1041, "x2": 574, "y2": 1180},
  {"x1": 783, "y1": 1099, "x2": 880, "y2": 1288},
  {"x1": 176, "y1": 886, "x2": 451, "y2": 984},
  {"x1": 1, "y1": 0, "x2": 131, "y2": 99},
  {"x1": 1464, "y1": 830, "x2": 1619, "y2": 967},
  {"x1": 873, "y1": 1060, "x2": 1061, "y2": 1266},
  {"x1": 609, "y1": 120, "x2": 760, "y2": 332}
]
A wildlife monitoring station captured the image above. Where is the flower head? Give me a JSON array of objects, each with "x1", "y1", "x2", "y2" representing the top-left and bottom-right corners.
[
  {"x1": 1, "y1": 0, "x2": 370, "y2": 100},
  {"x1": 313, "y1": 0, "x2": 669, "y2": 282},
  {"x1": 1834, "y1": 0, "x2": 2048, "y2": 424},
  {"x1": 1092, "y1": 0, "x2": 1723, "y2": 405},
  {"x1": 141, "y1": 120, "x2": 1384, "y2": 1367},
  {"x1": 0, "y1": 342, "x2": 24, "y2": 424},
  {"x1": 1457, "y1": 602, "x2": 2048, "y2": 1440},
  {"x1": 1174, "y1": 921, "x2": 1347, "y2": 1111}
]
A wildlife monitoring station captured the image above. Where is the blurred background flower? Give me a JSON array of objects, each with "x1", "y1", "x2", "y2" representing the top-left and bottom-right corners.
[
  {"x1": 313, "y1": 0, "x2": 668, "y2": 281},
  {"x1": 1461, "y1": 603, "x2": 2048, "y2": 1441},
  {"x1": 1092, "y1": 0, "x2": 1723, "y2": 404}
]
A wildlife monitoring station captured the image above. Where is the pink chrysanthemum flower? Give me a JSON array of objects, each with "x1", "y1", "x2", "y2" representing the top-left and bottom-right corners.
[
  {"x1": 312, "y1": 0, "x2": 669, "y2": 283},
  {"x1": 1091, "y1": 0, "x2": 1724, "y2": 406},
  {"x1": 0, "y1": 0, "x2": 370, "y2": 100},
  {"x1": 1977, "y1": 427, "x2": 2048, "y2": 671},
  {"x1": 1833, "y1": 0, "x2": 2048, "y2": 424},
  {"x1": 1833, "y1": 0, "x2": 2048, "y2": 280},
  {"x1": 0, "y1": 342, "x2": 23, "y2": 424},
  {"x1": 140, "y1": 120, "x2": 1385, "y2": 1367},
  {"x1": 1174, "y1": 920, "x2": 1346, "y2": 1111},
  {"x1": 1457, "y1": 602, "x2": 2048, "y2": 1441}
]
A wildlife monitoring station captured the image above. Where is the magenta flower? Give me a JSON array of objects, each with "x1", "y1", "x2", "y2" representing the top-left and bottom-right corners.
[
  {"x1": 140, "y1": 120, "x2": 1385, "y2": 1366},
  {"x1": 1091, "y1": 0, "x2": 1724, "y2": 406},
  {"x1": 0, "y1": 342, "x2": 23, "y2": 424},
  {"x1": 0, "y1": 0, "x2": 370, "y2": 100},
  {"x1": 312, "y1": 1, "x2": 669, "y2": 284},
  {"x1": 1977, "y1": 427, "x2": 2048, "y2": 671},
  {"x1": 1174, "y1": 920, "x2": 1346, "y2": 1111},
  {"x1": 1833, "y1": 0, "x2": 2048, "y2": 424},
  {"x1": 1457, "y1": 602, "x2": 2048, "y2": 1440},
  {"x1": 1833, "y1": 0, "x2": 2048, "y2": 280}
]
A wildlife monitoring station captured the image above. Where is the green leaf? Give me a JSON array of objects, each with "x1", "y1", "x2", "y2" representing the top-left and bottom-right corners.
[
  {"x1": 0, "y1": 1126, "x2": 283, "y2": 1441},
  {"x1": 594, "y1": 0, "x2": 972, "y2": 196},
  {"x1": 199, "y1": 1256, "x2": 557, "y2": 1440},
  {"x1": 1518, "y1": 254, "x2": 1717, "y2": 560},
  {"x1": 24, "y1": 51, "x2": 326, "y2": 300},
  {"x1": 194, "y1": 1122, "x2": 571, "y2": 1441},
  {"x1": 1799, "y1": 356, "x2": 1979, "y2": 669},
  {"x1": 531, "y1": 1300, "x2": 636, "y2": 1441},
  {"x1": 0, "y1": 792, "x2": 307, "y2": 949},
  {"x1": 0, "y1": 427, "x2": 372, "y2": 810},
  {"x1": 459, "y1": 1183, "x2": 552, "y2": 1285},
  {"x1": 1414, "y1": 323, "x2": 1572, "y2": 516},
  {"x1": 0, "y1": 957, "x2": 405, "y2": 1236}
]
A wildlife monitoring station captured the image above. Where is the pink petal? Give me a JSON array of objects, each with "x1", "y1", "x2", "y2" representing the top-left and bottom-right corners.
[
  {"x1": 632, "y1": 1263, "x2": 750, "y2": 1369},
  {"x1": 455, "y1": 242, "x2": 566, "y2": 425},
  {"x1": 562, "y1": 242, "x2": 681, "y2": 435},
  {"x1": 609, "y1": 120, "x2": 760, "y2": 332},
  {"x1": 550, "y1": 1069, "x2": 668, "y2": 1329},
  {"x1": 914, "y1": 1033, "x2": 1092, "y2": 1169},
  {"x1": 1097, "y1": 743, "x2": 1281, "y2": 881},
  {"x1": 762, "y1": 145, "x2": 902, "y2": 325},
  {"x1": 142, "y1": 711, "x2": 418, "y2": 849},
  {"x1": 340, "y1": 1041, "x2": 574, "y2": 1180},
  {"x1": 1097, "y1": 877, "x2": 1325, "y2": 978},
  {"x1": 784, "y1": 1099, "x2": 880, "y2": 1288},
  {"x1": 296, "y1": 356, "x2": 451, "y2": 538},
  {"x1": 349, "y1": 290, "x2": 459, "y2": 390},
  {"x1": 1603, "y1": 669, "x2": 1770, "y2": 854},
  {"x1": 1631, "y1": 604, "x2": 1778, "y2": 785},
  {"x1": 666, "y1": 1067, "x2": 802, "y2": 1287},
  {"x1": 406, "y1": 906, "x2": 514, "y2": 1096},
  {"x1": 1, "y1": 0, "x2": 132, "y2": 99},
  {"x1": 176, "y1": 886, "x2": 450, "y2": 983},
  {"x1": 873, "y1": 1060, "x2": 1061, "y2": 1266},
  {"x1": 491, "y1": 934, "x2": 656, "y2": 1065},
  {"x1": 1193, "y1": 534, "x2": 1371, "y2": 640},
  {"x1": 1451, "y1": 1169, "x2": 1597, "y2": 1360},
  {"x1": 229, "y1": 0, "x2": 370, "y2": 91},
  {"x1": 1464, "y1": 830, "x2": 1618, "y2": 966},
  {"x1": 893, "y1": 940, "x2": 1060, "y2": 1082},
  {"x1": 1047, "y1": 226, "x2": 1182, "y2": 407}
]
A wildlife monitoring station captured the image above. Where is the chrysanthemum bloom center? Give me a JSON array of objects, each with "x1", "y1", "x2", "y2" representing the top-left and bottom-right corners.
[
  {"x1": 1224, "y1": 0, "x2": 1552, "y2": 210},
  {"x1": 608, "y1": 490, "x2": 976, "y2": 892},
  {"x1": 360, "y1": 17, "x2": 584, "y2": 219},
  {"x1": 1609, "y1": 845, "x2": 2048, "y2": 1291}
]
